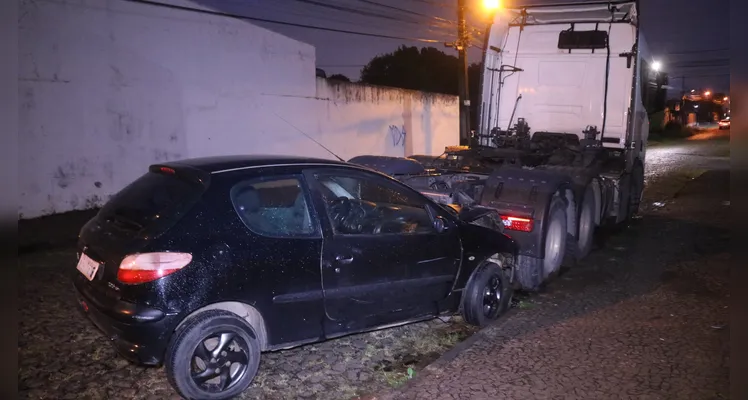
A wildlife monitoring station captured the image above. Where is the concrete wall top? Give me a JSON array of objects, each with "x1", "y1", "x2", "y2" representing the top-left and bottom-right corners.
[{"x1": 316, "y1": 79, "x2": 459, "y2": 106}]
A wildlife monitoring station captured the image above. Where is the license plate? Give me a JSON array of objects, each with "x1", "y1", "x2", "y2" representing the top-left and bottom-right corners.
[{"x1": 76, "y1": 254, "x2": 100, "y2": 281}]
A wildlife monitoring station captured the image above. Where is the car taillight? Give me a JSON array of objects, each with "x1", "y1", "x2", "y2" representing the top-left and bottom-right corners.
[
  {"x1": 117, "y1": 252, "x2": 192, "y2": 284},
  {"x1": 500, "y1": 216, "x2": 533, "y2": 232}
]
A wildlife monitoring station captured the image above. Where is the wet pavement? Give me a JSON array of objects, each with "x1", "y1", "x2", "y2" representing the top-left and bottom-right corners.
[
  {"x1": 380, "y1": 131, "x2": 730, "y2": 400},
  {"x1": 18, "y1": 131, "x2": 730, "y2": 399}
]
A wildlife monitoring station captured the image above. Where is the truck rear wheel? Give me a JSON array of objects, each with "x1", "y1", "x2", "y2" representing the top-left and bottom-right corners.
[
  {"x1": 542, "y1": 194, "x2": 568, "y2": 281},
  {"x1": 576, "y1": 185, "x2": 596, "y2": 260}
]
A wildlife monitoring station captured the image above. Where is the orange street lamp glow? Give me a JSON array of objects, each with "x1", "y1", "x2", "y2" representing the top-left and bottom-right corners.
[
  {"x1": 483, "y1": 0, "x2": 501, "y2": 11},
  {"x1": 723, "y1": 96, "x2": 729, "y2": 101},
  {"x1": 704, "y1": 91, "x2": 711, "y2": 96}
]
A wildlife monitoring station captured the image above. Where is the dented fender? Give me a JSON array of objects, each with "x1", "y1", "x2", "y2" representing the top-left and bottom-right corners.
[{"x1": 453, "y1": 223, "x2": 518, "y2": 291}]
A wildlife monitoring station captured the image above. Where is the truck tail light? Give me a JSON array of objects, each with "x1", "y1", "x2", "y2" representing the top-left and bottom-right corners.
[
  {"x1": 500, "y1": 216, "x2": 533, "y2": 232},
  {"x1": 117, "y1": 252, "x2": 192, "y2": 284}
]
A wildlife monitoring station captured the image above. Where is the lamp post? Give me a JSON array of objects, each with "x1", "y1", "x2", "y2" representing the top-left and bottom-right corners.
[{"x1": 453, "y1": 0, "x2": 500, "y2": 145}]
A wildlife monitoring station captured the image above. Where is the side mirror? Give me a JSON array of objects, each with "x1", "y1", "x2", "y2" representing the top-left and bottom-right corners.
[{"x1": 433, "y1": 216, "x2": 449, "y2": 233}]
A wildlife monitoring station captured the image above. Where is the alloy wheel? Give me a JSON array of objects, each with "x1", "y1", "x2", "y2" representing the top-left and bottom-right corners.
[
  {"x1": 190, "y1": 332, "x2": 251, "y2": 393},
  {"x1": 482, "y1": 275, "x2": 502, "y2": 319}
]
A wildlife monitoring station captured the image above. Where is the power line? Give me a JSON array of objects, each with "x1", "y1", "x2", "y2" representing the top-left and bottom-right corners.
[
  {"x1": 669, "y1": 58, "x2": 730, "y2": 65},
  {"x1": 282, "y1": 0, "x2": 463, "y2": 38},
  {"x1": 289, "y1": 0, "x2": 434, "y2": 25},
  {"x1": 217, "y1": 0, "x2": 460, "y2": 37},
  {"x1": 124, "y1": 0, "x2": 443, "y2": 43},
  {"x1": 248, "y1": 4, "x2": 407, "y2": 32},
  {"x1": 287, "y1": 0, "x2": 482, "y2": 36},
  {"x1": 661, "y1": 48, "x2": 730, "y2": 56},
  {"x1": 404, "y1": 0, "x2": 455, "y2": 8},
  {"x1": 671, "y1": 62, "x2": 730, "y2": 66},
  {"x1": 670, "y1": 64, "x2": 730, "y2": 70},
  {"x1": 218, "y1": 0, "x2": 425, "y2": 33},
  {"x1": 353, "y1": 0, "x2": 455, "y2": 26},
  {"x1": 672, "y1": 73, "x2": 730, "y2": 78}
]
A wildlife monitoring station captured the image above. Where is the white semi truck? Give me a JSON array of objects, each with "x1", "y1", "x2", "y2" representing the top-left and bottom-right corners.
[{"x1": 351, "y1": 1, "x2": 657, "y2": 290}]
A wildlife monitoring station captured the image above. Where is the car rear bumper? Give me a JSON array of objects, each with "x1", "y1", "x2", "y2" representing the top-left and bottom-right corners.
[{"x1": 73, "y1": 278, "x2": 179, "y2": 366}]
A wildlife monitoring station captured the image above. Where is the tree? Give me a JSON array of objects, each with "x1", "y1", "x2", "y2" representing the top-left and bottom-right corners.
[
  {"x1": 360, "y1": 46, "x2": 459, "y2": 95},
  {"x1": 328, "y1": 74, "x2": 351, "y2": 82},
  {"x1": 360, "y1": 45, "x2": 483, "y2": 128}
]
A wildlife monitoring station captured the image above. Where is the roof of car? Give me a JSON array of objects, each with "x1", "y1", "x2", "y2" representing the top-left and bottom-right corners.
[{"x1": 158, "y1": 155, "x2": 350, "y2": 174}]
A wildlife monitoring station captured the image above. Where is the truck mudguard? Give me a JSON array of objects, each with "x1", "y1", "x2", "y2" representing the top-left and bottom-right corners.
[{"x1": 479, "y1": 165, "x2": 572, "y2": 259}]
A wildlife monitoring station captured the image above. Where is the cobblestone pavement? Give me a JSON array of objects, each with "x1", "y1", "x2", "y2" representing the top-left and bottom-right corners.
[
  {"x1": 18, "y1": 136, "x2": 729, "y2": 400},
  {"x1": 380, "y1": 138, "x2": 731, "y2": 400},
  {"x1": 19, "y1": 246, "x2": 479, "y2": 400}
]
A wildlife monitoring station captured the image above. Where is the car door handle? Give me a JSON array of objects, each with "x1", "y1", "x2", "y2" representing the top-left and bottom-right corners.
[{"x1": 335, "y1": 255, "x2": 354, "y2": 264}]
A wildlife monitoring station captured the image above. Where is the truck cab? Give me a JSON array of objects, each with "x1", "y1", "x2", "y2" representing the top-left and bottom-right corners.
[
  {"x1": 478, "y1": 1, "x2": 651, "y2": 166},
  {"x1": 351, "y1": 1, "x2": 657, "y2": 291}
]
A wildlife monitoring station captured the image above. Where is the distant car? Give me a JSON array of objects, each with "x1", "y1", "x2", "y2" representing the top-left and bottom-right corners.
[
  {"x1": 718, "y1": 117, "x2": 730, "y2": 129},
  {"x1": 73, "y1": 155, "x2": 517, "y2": 400}
]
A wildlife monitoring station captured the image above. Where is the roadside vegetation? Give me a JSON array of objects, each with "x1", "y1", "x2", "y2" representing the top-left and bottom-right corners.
[{"x1": 649, "y1": 120, "x2": 695, "y2": 144}]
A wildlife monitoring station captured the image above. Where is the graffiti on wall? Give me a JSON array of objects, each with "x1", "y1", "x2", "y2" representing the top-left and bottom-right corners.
[{"x1": 389, "y1": 125, "x2": 406, "y2": 147}]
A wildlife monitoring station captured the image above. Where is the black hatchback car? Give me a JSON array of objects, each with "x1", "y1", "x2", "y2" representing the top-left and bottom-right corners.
[{"x1": 73, "y1": 155, "x2": 517, "y2": 400}]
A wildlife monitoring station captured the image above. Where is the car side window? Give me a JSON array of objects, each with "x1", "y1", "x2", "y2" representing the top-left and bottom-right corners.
[
  {"x1": 313, "y1": 171, "x2": 436, "y2": 235},
  {"x1": 230, "y1": 176, "x2": 317, "y2": 237}
]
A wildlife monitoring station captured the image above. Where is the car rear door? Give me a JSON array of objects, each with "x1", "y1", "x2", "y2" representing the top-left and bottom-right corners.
[{"x1": 303, "y1": 167, "x2": 462, "y2": 336}]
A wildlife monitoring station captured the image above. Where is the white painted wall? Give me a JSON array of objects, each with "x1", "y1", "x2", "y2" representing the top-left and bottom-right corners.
[
  {"x1": 18, "y1": 0, "x2": 458, "y2": 219},
  {"x1": 256, "y1": 79, "x2": 458, "y2": 160}
]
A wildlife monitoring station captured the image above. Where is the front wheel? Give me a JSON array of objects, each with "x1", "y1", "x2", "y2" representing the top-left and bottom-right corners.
[
  {"x1": 166, "y1": 310, "x2": 262, "y2": 400},
  {"x1": 462, "y1": 262, "x2": 512, "y2": 327}
]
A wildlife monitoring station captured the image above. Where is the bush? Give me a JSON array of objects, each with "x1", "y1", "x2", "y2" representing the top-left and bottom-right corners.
[
  {"x1": 649, "y1": 111, "x2": 666, "y2": 133},
  {"x1": 649, "y1": 121, "x2": 693, "y2": 142}
]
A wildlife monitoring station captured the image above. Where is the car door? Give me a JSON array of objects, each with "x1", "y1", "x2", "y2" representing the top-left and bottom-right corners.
[
  {"x1": 304, "y1": 167, "x2": 462, "y2": 335},
  {"x1": 226, "y1": 172, "x2": 325, "y2": 346}
]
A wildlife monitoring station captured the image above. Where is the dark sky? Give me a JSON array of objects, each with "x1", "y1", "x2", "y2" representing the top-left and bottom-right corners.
[{"x1": 194, "y1": 0, "x2": 730, "y2": 96}]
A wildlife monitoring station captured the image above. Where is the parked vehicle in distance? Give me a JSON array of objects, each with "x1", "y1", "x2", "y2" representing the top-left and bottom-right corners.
[
  {"x1": 718, "y1": 117, "x2": 730, "y2": 129},
  {"x1": 73, "y1": 155, "x2": 518, "y2": 400}
]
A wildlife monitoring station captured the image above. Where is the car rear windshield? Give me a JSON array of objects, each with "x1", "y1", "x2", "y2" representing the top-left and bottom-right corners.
[{"x1": 98, "y1": 171, "x2": 206, "y2": 234}]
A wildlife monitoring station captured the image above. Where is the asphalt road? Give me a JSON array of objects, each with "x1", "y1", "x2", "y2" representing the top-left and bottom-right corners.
[{"x1": 17, "y1": 131, "x2": 730, "y2": 400}]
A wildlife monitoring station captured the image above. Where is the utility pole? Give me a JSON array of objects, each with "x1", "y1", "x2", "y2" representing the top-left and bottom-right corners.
[
  {"x1": 676, "y1": 76, "x2": 686, "y2": 125},
  {"x1": 456, "y1": 0, "x2": 470, "y2": 145}
]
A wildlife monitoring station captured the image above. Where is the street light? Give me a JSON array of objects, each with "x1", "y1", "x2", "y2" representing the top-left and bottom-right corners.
[
  {"x1": 723, "y1": 96, "x2": 729, "y2": 101},
  {"x1": 482, "y1": 0, "x2": 501, "y2": 11},
  {"x1": 704, "y1": 91, "x2": 711, "y2": 97},
  {"x1": 651, "y1": 61, "x2": 662, "y2": 71}
]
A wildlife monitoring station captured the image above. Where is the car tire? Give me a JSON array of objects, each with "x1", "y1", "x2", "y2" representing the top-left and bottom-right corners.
[
  {"x1": 575, "y1": 185, "x2": 596, "y2": 260},
  {"x1": 541, "y1": 194, "x2": 568, "y2": 282},
  {"x1": 461, "y1": 262, "x2": 512, "y2": 327},
  {"x1": 165, "y1": 310, "x2": 261, "y2": 400}
]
